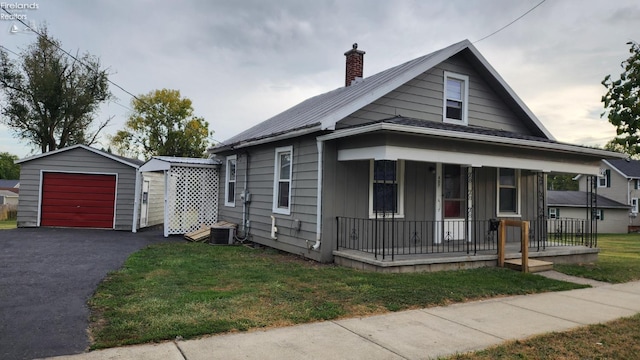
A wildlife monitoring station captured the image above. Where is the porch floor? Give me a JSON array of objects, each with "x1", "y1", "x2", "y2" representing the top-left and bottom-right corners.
[{"x1": 333, "y1": 243, "x2": 599, "y2": 273}]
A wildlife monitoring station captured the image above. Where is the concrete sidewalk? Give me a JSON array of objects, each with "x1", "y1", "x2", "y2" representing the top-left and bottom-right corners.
[{"x1": 43, "y1": 281, "x2": 640, "y2": 360}]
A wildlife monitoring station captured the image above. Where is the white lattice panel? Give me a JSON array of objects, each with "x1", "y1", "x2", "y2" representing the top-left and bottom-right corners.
[{"x1": 167, "y1": 166, "x2": 219, "y2": 235}]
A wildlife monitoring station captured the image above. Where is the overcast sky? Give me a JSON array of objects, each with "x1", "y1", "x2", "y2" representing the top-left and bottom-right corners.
[{"x1": 1, "y1": 0, "x2": 639, "y2": 158}]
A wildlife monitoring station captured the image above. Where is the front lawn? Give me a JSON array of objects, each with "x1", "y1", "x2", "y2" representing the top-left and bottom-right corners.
[
  {"x1": 555, "y1": 233, "x2": 640, "y2": 283},
  {"x1": 89, "y1": 243, "x2": 585, "y2": 349}
]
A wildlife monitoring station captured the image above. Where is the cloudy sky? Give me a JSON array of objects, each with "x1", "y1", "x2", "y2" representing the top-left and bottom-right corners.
[{"x1": 1, "y1": 0, "x2": 639, "y2": 158}]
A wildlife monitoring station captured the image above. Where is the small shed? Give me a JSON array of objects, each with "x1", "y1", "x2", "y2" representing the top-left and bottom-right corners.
[
  {"x1": 139, "y1": 156, "x2": 220, "y2": 237},
  {"x1": 15, "y1": 145, "x2": 143, "y2": 230}
]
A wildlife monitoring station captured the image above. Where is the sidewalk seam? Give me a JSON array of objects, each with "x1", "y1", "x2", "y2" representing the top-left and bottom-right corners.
[
  {"x1": 419, "y1": 309, "x2": 509, "y2": 341},
  {"x1": 331, "y1": 320, "x2": 411, "y2": 360},
  {"x1": 173, "y1": 341, "x2": 188, "y2": 360}
]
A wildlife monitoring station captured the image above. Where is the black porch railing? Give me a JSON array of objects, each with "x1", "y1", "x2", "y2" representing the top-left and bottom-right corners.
[{"x1": 336, "y1": 216, "x2": 596, "y2": 261}]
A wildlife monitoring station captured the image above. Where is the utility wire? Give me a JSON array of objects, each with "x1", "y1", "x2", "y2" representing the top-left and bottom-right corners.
[
  {"x1": 0, "y1": 44, "x2": 20, "y2": 57},
  {"x1": 473, "y1": 0, "x2": 547, "y2": 44},
  {"x1": 1, "y1": 7, "x2": 141, "y2": 102}
]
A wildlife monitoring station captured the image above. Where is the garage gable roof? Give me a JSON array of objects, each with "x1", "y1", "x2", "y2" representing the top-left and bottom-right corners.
[{"x1": 16, "y1": 144, "x2": 143, "y2": 168}]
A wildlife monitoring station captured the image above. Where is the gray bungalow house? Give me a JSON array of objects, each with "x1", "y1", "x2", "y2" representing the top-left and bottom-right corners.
[{"x1": 209, "y1": 40, "x2": 623, "y2": 270}]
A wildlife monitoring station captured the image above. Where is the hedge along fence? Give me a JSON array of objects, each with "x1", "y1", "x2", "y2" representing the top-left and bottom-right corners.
[{"x1": 1, "y1": 204, "x2": 17, "y2": 221}]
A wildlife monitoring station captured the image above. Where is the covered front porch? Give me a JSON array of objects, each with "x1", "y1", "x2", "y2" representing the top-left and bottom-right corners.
[
  {"x1": 333, "y1": 217, "x2": 599, "y2": 273},
  {"x1": 320, "y1": 118, "x2": 613, "y2": 271}
]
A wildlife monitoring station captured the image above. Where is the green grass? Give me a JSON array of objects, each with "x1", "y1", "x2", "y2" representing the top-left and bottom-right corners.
[
  {"x1": 555, "y1": 233, "x2": 640, "y2": 283},
  {"x1": 89, "y1": 243, "x2": 585, "y2": 349},
  {"x1": 0, "y1": 220, "x2": 16, "y2": 229},
  {"x1": 445, "y1": 313, "x2": 640, "y2": 360}
]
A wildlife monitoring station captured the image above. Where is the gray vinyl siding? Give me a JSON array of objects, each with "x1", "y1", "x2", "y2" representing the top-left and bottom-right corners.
[
  {"x1": 553, "y1": 206, "x2": 628, "y2": 234},
  {"x1": 338, "y1": 53, "x2": 532, "y2": 135},
  {"x1": 217, "y1": 136, "x2": 322, "y2": 260},
  {"x1": 142, "y1": 172, "x2": 164, "y2": 227},
  {"x1": 17, "y1": 147, "x2": 137, "y2": 230}
]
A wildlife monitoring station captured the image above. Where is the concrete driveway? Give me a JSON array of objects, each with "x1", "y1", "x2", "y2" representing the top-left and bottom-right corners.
[{"x1": 0, "y1": 227, "x2": 180, "y2": 360}]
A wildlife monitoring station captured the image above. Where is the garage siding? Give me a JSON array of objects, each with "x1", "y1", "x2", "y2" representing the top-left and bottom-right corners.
[{"x1": 17, "y1": 147, "x2": 138, "y2": 230}]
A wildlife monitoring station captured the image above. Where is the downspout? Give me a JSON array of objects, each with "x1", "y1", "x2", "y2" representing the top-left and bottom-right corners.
[
  {"x1": 132, "y1": 169, "x2": 141, "y2": 233},
  {"x1": 312, "y1": 139, "x2": 324, "y2": 250},
  {"x1": 237, "y1": 152, "x2": 251, "y2": 241}
]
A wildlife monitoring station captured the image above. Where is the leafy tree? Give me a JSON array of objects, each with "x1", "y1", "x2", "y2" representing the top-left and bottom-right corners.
[
  {"x1": 111, "y1": 89, "x2": 211, "y2": 159},
  {"x1": 547, "y1": 174, "x2": 578, "y2": 191},
  {"x1": 0, "y1": 152, "x2": 20, "y2": 179},
  {"x1": 602, "y1": 41, "x2": 640, "y2": 157},
  {"x1": 0, "y1": 27, "x2": 112, "y2": 153}
]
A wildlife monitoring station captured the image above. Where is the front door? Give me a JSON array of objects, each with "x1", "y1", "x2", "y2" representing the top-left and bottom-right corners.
[{"x1": 443, "y1": 164, "x2": 465, "y2": 241}]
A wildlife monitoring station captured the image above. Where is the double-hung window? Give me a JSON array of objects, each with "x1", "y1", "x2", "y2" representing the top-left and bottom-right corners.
[
  {"x1": 598, "y1": 169, "x2": 610, "y2": 188},
  {"x1": 497, "y1": 168, "x2": 520, "y2": 216},
  {"x1": 272, "y1": 146, "x2": 293, "y2": 215},
  {"x1": 443, "y1": 71, "x2": 469, "y2": 125},
  {"x1": 633, "y1": 198, "x2": 638, "y2": 214},
  {"x1": 225, "y1": 155, "x2": 237, "y2": 207},
  {"x1": 369, "y1": 160, "x2": 404, "y2": 217}
]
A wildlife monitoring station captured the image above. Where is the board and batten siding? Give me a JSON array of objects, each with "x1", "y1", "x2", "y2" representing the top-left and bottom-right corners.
[
  {"x1": 141, "y1": 172, "x2": 165, "y2": 227},
  {"x1": 217, "y1": 136, "x2": 322, "y2": 260},
  {"x1": 337, "y1": 53, "x2": 532, "y2": 135},
  {"x1": 17, "y1": 147, "x2": 137, "y2": 230}
]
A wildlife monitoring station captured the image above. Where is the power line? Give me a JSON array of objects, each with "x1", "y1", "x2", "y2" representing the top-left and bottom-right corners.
[
  {"x1": 1, "y1": 7, "x2": 141, "y2": 102},
  {"x1": 0, "y1": 44, "x2": 20, "y2": 57},
  {"x1": 473, "y1": 0, "x2": 547, "y2": 44}
]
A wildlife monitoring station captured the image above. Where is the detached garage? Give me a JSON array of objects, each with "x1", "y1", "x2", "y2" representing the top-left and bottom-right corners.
[{"x1": 16, "y1": 145, "x2": 143, "y2": 231}]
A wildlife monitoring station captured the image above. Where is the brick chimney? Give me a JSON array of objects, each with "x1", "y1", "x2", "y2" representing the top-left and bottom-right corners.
[{"x1": 344, "y1": 43, "x2": 365, "y2": 87}]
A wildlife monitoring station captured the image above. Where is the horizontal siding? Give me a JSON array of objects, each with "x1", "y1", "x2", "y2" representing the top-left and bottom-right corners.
[
  {"x1": 17, "y1": 147, "x2": 137, "y2": 230},
  {"x1": 218, "y1": 136, "x2": 321, "y2": 260},
  {"x1": 338, "y1": 53, "x2": 532, "y2": 135}
]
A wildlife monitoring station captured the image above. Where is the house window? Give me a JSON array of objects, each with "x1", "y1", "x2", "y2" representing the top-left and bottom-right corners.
[
  {"x1": 594, "y1": 209, "x2": 604, "y2": 221},
  {"x1": 443, "y1": 71, "x2": 469, "y2": 125},
  {"x1": 635, "y1": 179, "x2": 640, "y2": 190},
  {"x1": 549, "y1": 207, "x2": 559, "y2": 219},
  {"x1": 598, "y1": 169, "x2": 610, "y2": 188},
  {"x1": 225, "y1": 155, "x2": 237, "y2": 207},
  {"x1": 272, "y1": 146, "x2": 293, "y2": 215},
  {"x1": 369, "y1": 160, "x2": 404, "y2": 217},
  {"x1": 633, "y1": 198, "x2": 638, "y2": 214},
  {"x1": 497, "y1": 168, "x2": 520, "y2": 216}
]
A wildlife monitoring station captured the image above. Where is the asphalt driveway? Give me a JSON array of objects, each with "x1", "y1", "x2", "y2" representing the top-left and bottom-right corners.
[{"x1": 0, "y1": 227, "x2": 180, "y2": 360}]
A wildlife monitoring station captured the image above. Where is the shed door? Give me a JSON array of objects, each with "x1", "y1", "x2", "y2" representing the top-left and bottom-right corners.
[{"x1": 41, "y1": 172, "x2": 116, "y2": 228}]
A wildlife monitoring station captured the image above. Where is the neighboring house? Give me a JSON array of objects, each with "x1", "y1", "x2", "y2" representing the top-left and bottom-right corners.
[
  {"x1": 547, "y1": 190, "x2": 630, "y2": 234},
  {"x1": 0, "y1": 179, "x2": 20, "y2": 205},
  {"x1": 16, "y1": 145, "x2": 144, "y2": 231},
  {"x1": 209, "y1": 39, "x2": 623, "y2": 270},
  {"x1": 577, "y1": 159, "x2": 640, "y2": 232}
]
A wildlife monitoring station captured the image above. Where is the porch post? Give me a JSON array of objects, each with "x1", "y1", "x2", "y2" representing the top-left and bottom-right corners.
[
  {"x1": 466, "y1": 167, "x2": 473, "y2": 245},
  {"x1": 434, "y1": 163, "x2": 443, "y2": 244},
  {"x1": 536, "y1": 172, "x2": 546, "y2": 251}
]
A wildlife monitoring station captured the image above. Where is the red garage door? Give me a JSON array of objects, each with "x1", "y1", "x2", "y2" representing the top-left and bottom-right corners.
[{"x1": 41, "y1": 172, "x2": 116, "y2": 228}]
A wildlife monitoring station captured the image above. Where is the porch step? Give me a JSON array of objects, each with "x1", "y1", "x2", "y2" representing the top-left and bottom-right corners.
[{"x1": 504, "y1": 259, "x2": 553, "y2": 273}]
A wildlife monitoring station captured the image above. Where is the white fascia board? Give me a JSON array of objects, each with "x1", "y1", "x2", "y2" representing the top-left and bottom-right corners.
[
  {"x1": 337, "y1": 145, "x2": 601, "y2": 175},
  {"x1": 16, "y1": 144, "x2": 141, "y2": 169},
  {"x1": 210, "y1": 126, "x2": 321, "y2": 153},
  {"x1": 139, "y1": 158, "x2": 171, "y2": 172},
  {"x1": 602, "y1": 159, "x2": 630, "y2": 179},
  {"x1": 318, "y1": 122, "x2": 624, "y2": 159}
]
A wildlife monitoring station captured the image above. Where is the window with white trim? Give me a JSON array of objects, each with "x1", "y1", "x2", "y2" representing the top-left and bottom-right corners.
[
  {"x1": 272, "y1": 146, "x2": 293, "y2": 215},
  {"x1": 633, "y1": 198, "x2": 638, "y2": 214},
  {"x1": 443, "y1": 71, "x2": 469, "y2": 125},
  {"x1": 594, "y1": 209, "x2": 604, "y2": 221},
  {"x1": 497, "y1": 168, "x2": 520, "y2": 216},
  {"x1": 549, "y1": 207, "x2": 558, "y2": 219},
  {"x1": 598, "y1": 169, "x2": 610, "y2": 188},
  {"x1": 225, "y1": 155, "x2": 237, "y2": 207},
  {"x1": 369, "y1": 160, "x2": 404, "y2": 217}
]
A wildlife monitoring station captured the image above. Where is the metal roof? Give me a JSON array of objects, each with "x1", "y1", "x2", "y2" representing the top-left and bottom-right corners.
[
  {"x1": 547, "y1": 190, "x2": 629, "y2": 209},
  {"x1": 212, "y1": 39, "x2": 553, "y2": 152},
  {"x1": 139, "y1": 156, "x2": 220, "y2": 172}
]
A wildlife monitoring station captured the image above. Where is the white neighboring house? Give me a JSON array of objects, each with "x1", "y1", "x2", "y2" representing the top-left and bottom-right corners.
[
  {"x1": 0, "y1": 179, "x2": 19, "y2": 206},
  {"x1": 577, "y1": 159, "x2": 640, "y2": 232},
  {"x1": 547, "y1": 190, "x2": 631, "y2": 234}
]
